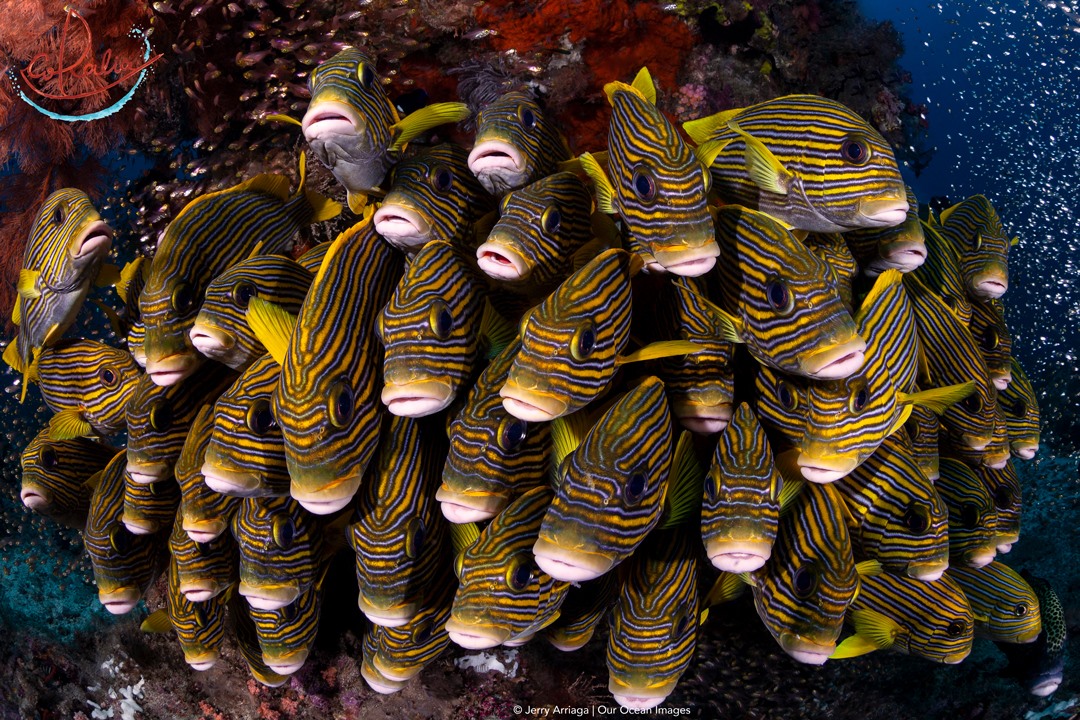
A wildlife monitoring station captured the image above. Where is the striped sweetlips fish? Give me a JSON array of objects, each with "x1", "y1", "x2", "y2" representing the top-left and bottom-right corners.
[
  {"x1": 189, "y1": 254, "x2": 312, "y2": 372},
  {"x1": 438, "y1": 338, "x2": 551, "y2": 524},
  {"x1": 20, "y1": 427, "x2": 115, "y2": 529},
  {"x1": 973, "y1": 460, "x2": 1022, "y2": 553},
  {"x1": 701, "y1": 402, "x2": 785, "y2": 573},
  {"x1": 475, "y1": 171, "x2": 595, "y2": 288},
  {"x1": 948, "y1": 561, "x2": 1042, "y2": 644},
  {"x1": 831, "y1": 572, "x2": 974, "y2": 664},
  {"x1": 804, "y1": 231, "x2": 858, "y2": 311},
  {"x1": 946, "y1": 402, "x2": 1011, "y2": 471},
  {"x1": 578, "y1": 67, "x2": 720, "y2": 276},
  {"x1": 853, "y1": 269, "x2": 922, "y2": 395},
  {"x1": 468, "y1": 90, "x2": 571, "y2": 196},
  {"x1": 969, "y1": 298, "x2": 1012, "y2": 390},
  {"x1": 936, "y1": 457, "x2": 998, "y2": 569},
  {"x1": 36, "y1": 338, "x2": 142, "y2": 441},
  {"x1": 606, "y1": 527, "x2": 699, "y2": 711},
  {"x1": 682, "y1": 94, "x2": 908, "y2": 233},
  {"x1": 231, "y1": 592, "x2": 288, "y2": 687},
  {"x1": 937, "y1": 194, "x2": 1013, "y2": 300},
  {"x1": 707, "y1": 204, "x2": 866, "y2": 380},
  {"x1": 374, "y1": 143, "x2": 495, "y2": 253},
  {"x1": 121, "y1": 463, "x2": 181, "y2": 536},
  {"x1": 445, "y1": 485, "x2": 570, "y2": 650},
  {"x1": 533, "y1": 377, "x2": 674, "y2": 583},
  {"x1": 998, "y1": 357, "x2": 1040, "y2": 460},
  {"x1": 4, "y1": 188, "x2": 115, "y2": 397},
  {"x1": 350, "y1": 414, "x2": 449, "y2": 628},
  {"x1": 139, "y1": 153, "x2": 339, "y2": 387},
  {"x1": 272, "y1": 48, "x2": 469, "y2": 211},
  {"x1": 544, "y1": 572, "x2": 618, "y2": 652},
  {"x1": 168, "y1": 506, "x2": 237, "y2": 604},
  {"x1": 378, "y1": 240, "x2": 486, "y2": 418},
  {"x1": 843, "y1": 184, "x2": 927, "y2": 276},
  {"x1": 272, "y1": 208, "x2": 404, "y2": 515},
  {"x1": 910, "y1": 219, "x2": 974, "y2": 326},
  {"x1": 83, "y1": 450, "x2": 169, "y2": 615},
  {"x1": 903, "y1": 403, "x2": 940, "y2": 482},
  {"x1": 248, "y1": 569, "x2": 327, "y2": 676},
  {"x1": 176, "y1": 405, "x2": 241, "y2": 544}
]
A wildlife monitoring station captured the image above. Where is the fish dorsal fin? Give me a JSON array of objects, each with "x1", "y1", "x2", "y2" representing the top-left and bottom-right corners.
[
  {"x1": 549, "y1": 409, "x2": 591, "y2": 469},
  {"x1": 84, "y1": 469, "x2": 103, "y2": 493},
  {"x1": 237, "y1": 173, "x2": 292, "y2": 202},
  {"x1": 693, "y1": 137, "x2": 730, "y2": 169},
  {"x1": 449, "y1": 520, "x2": 480, "y2": 558},
  {"x1": 89, "y1": 299, "x2": 124, "y2": 338},
  {"x1": 938, "y1": 202, "x2": 961, "y2": 225},
  {"x1": 728, "y1": 119, "x2": 794, "y2": 196},
  {"x1": 578, "y1": 152, "x2": 617, "y2": 215},
  {"x1": 95, "y1": 263, "x2": 121, "y2": 288},
  {"x1": 480, "y1": 300, "x2": 515, "y2": 360},
  {"x1": 602, "y1": 80, "x2": 645, "y2": 107},
  {"x1": 855, "y1": 268, "x2": 903, "y2": 325},
  {"x1": 49, "y1": 409, "x2": 94, "y2": 440},
  {"x1": 704, "y1": 572, "x2": 746, "y2": 607},
  {"x1": 115, "y1": 257, "x2": 146, "y2": 304},
  {"x1": 297, "y1": 151, "x2": 343, "y2": 222},
  {"x1": 347, "y1": 190, "x2": 369, "y2": 215},
  {"x1": 389, "y1": 102, "x2": 471, "y2": 152},
  {"x1": 246, "y1": 297, "x2": 297, "y2": 366},
  {"x1": 851, "y1": 608, "x2": 900, "y2": 649},
  {"x1": 140, "y1": 608, "x2": 174, "y2": 633},
  {"x1": 900, "y1": 381, "x2": 975, "y2": 416},
  {"x1": 264, "y1": 113, "x2": 303, "y2": 128},
  {"x1": 1010, "y1": 236, "x2": 1019, "y2": 247},
  {"x1": 830, "y1": 633, "x2": 881, "y2": 659},
  {"x1": 659, "y1": 430, "x2": 703, "y2": 529},
  {"x1": 17, "y1": 269, "x2": 41, "y2": 300},
  {"x1": 630, "y1": 67, "x2": 656, "y2": 105},
  {"x1": 682, "y1": 108, "x2": 744, "y2": 144},
  {"x1": 886, "y1": 402, "x2": 915, "y2": 440},
  {"x1": 317, "y1": 205, "x2": 376, "y2": 285},
  {"x1": 616, "y1": 340, "x2": 702, "y2": 366},
  {"x1": 246, "y1": 239, "x2": 268, "y2": 261}
]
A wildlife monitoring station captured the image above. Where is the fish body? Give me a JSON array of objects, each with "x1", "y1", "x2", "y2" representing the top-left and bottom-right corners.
[
  {"x1": 936, "y1": 457, "x2": 998, "y2": 568},
  {"x1": 176, "y1": 404, "x2": 241, "y2": 544},
  {"x1": 249, "y1": 576, "x2": 325, "y2": 676},
  {"x1": 973, "y1": 461, "x2": 1022, "y2": 552},
  {"x1": 854, "y1": 269, "x2": 921, "y2": 395},
  {"x1": 909, "y1": 220, "x2": 974, "y2": 326},
  {"x1": 995, "y1": 571, "x2": 1066, "y2": 696},
  {"x1": 232, "y1": 592, "x2": 289, "y2": 687},
  {"x1": 189, "y1": 255, "x2": 312, "y2": 371},
  {"x1": 844, "y1": 185, "x2": 927, "y2": 275},
  {"x1": 168, "y1": 506, "x2": 237, "y2": 603},
  {"x1": 998, "y1": 357, "x2": 1040, "y2": 459},
  {"x1": 937, "y1": 195, "x2": 1011, "y2": 300},
  {"x1": 468, "y1": 91, "x2": 571, "y2": 196},
  {"x1": 948, "y1": 561, "x2": 1042, "y2": 644},
  {"x1": 379, "y1": 240, "x2": 486, "y2": 417},
  {"x1": 545, "y1": 573, "x2": 618, "y2": 652},
  {"x1": 904, "y1": 403, "x2": 940, "y2": 481},
  {"x1": 684, "y1": 94, "x2": 908, "y2": 233},
  {"x1": 969, "y1": 299, "x2": 1012, "y2": 390},
  {"x1": 534, "y1": 377, "x2": 673, "y2": 582},
  {"x1": 19, "y1": 428, "x2": 114, "y2": 528},
  {"x1": 121, "y1": 474, "x2": 181, "y2": 536},
  {"x1": 36, "y1": 339, "x2": 142, "y2": 440},
  {"x1": 148, "y1": 542, "x2": 230, "y2": 671},
  {"x1": 805, "y1": 232, "x2": 857, "y2": 311}
]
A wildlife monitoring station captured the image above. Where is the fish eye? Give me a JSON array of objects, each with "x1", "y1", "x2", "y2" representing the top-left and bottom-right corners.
[
  {"x1": 849, "y1": 385, "x2": 869, "y2": 413},
  {"x1": 41, "y1": 447, "x2": 58, "y2": 469},
  {"x1": 272, "y1": 515, "x2": 296, "y2": 550},
  {"x1": 840, "y1": 135, "x2": 871, "y2": 166},
  {"x1": 232, "y1": 281, "x2": 256, "y2": 308},
  {"x1": 110, "y1": 525, "x2": 133, "y2": 554},
  {"x1": 981, "y1": 327, "x2": 1000, "y2": 352},
  {"x1": 792, "y1": 566, "x2": 818, "y2": 599},
  {"x1": 945, "y1": 619, "x2": 965, "y2": 637},
  {"x1": 631, "y1": 169, "x2": 656, "y2": 202},
  {"x1": 497, "y1": 416, "x2": 527, "y2": 451},
  {"x1": 429, "y1": 300, "x2": 454, "y2": 340},
  {"x1": 904, "y1": 415, "x2": 921, "y2": 441},
  {"x1": 328, "y1": 380, "x2": 354, "y2": 428},
  {"x1": 959, "y1": 502, "x2": 979, "y2": 530},
  {"x1": 624, "y1": 471, "x2": 648, "y2": 505},
  {"x1": 430, "y1": 165, "x2": 454, "y2": 192},
  {"x1": 517, "y1": 105, "x2": 537, "y2": 130},
  {"x1": 901, "y1": 503, "x2": 930, "y2": 533},
  {"x1": 172, "y1": 282, "x2": 196, "y2": 315},
  {"x1": 357, "y1": 61, "x2": 375, "y2": 88},
  {"x1": 704, "y1": 472, "x2": 718, "y2": 502},
  {"x1": 570, "y1": 321, "x2": 597, "y2": 361},
  {"x1": 941, "y1": 294, "x2": 957, "y2": 310},
  {"x1": 282, "y1": 599, "x2": 298, "y2": 623},
  {"x1": 246, "y1": 399, "x2": 277, "y2": 436},
  {"x1": 1013, "y1": 603, "x2": 1028, "y2": 617},
  {"x1": 99, "y1": 365, "x2": 119, "y2": 388},
  {"x1": 505, "y1": 554, "x2": 533, "y2": 591},
  {"x1": 541, "y1": 206, "x2": 561, "y2": 235},
  {"x1": 777, "y1": 380, "x2": 799, "y2": 411},
  {"x1": 993, "y1": 486, "x2": 1014, "y2": 509},
  {"x1": 1008, "y1": 399, "x2": 1027, "y2": 418},
  {"x1": 961, "y1": 394, "x2": 983, "y2": 414},
  {"x1": 411, "y1": 619, "x2": 433, "y2": 644},
  {"x1": 149, "y1": 401, "x2": 173, "y2": 431},
  {"x1": 672, "y1": 608, "x2": 691, "y2": 638},
  {"x1": 404, "y1": 517, "x2": 425, "y2": 560},
  {"x1": 765, "y1": 279, "x2": 794, "y2": 314}
]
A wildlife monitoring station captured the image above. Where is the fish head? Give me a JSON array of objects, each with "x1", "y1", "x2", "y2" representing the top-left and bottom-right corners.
[
  {"x1": 936, "y1": 459, "x2": 998, "y2": 568},
  {"x1": 373, "y1": 192, "x2": 434, "y2": 252},
  {"x1": 26, "y1": 189, "x2": 112, "y2": 289},
  {"x1": 850, "y1": 192, "x2": 928, "y2": 275},
  {"x1": 469, "y1": 92, "x2": 566, "y2": 196},
  {"x1": 36, "y1": 340, "x2": 143, "y2": 437},
  {"x1": 250, "y1": 583, "x2": 322, "y2": 675},
  {"x1": 753, "y1": 365, "x2": 809, "y2": 448},
  {"x1": 233, "y1": 496, "x2": 323, "y2": 611},
  {"x1": 141, "y1": 276, "x2": 206, "y2": 386}
]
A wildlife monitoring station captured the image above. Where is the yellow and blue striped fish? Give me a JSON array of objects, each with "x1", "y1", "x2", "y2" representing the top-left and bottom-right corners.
[
  {"x1": 946, "y1": 402, "x2": 1012, "y2": 470},
  {"x1": 248, "y1": 571, "x2": 326, "y2": 676},
  {"x1": 948, "y1": 561, "x2": 1042, "y2": 644},
  {"x1": 121, "y1": 470, "x2": 181, "y2": 536},
  {"x1": 710, "y1": 205, "x2": 866, "y2": 380},
  {"x1": 438, "y1": 338, "x2": 551, "y2": 523},
  {"x1": 295, "y1": 242, "x2": 331, "y2": 274},
  {"x1": 580, "y1": 68, "x2": 719, "y2": 276},
  {"x1": 176, "y1": 404, "x2": 241, "y2": 544},
  {"x1": 753, "y1": 364, "x2": 809, "y2": 453},
  {"x1": 909, "y1": 220, "x2": 974, "y2": 326},
  {"x1": 854, "y1": 269, "x2": 922, "y2": 395},
  {"x1": 350, "y1": 414, "x2": 449, "y2": 628},
  {"x1": 969, "y1": 298, "x2": 1013, "y2": 391},
  {"x1": 231, "y1": 592, "x2": 288, "y2": 687},
  {"x1": 683, "y1": 94, "x2": 908, "y2": 233},
  {"x1": 937, "y1": 195, "x2": 1012, "y2": 300},
  {"x1": 468, "y1": 91, "x2": 571, "y2": 196},
  {"x1": 445, "y1": 485, "x2": 569, "y2": 649},
  {"x1": 544, "y1": 573, "x2": 617, "y2": 652},
  {"x1": 844, "y1": 185, "x2": 927, "y2": 275},
  {"x1": 127, "y1": 317, "x2": 146, "y2": 367},
  {"x1": 19, "y1": 427, "x2": 115, "y2": 529},
  {"x1": 202, "y1": 354, "x2": 291, "y2": 498},
  {"x1": 189, "y1": 255, "x2": 312, "y2": 372},
  {"x1": 36, "y1": 339, "x2": 142, "y2": 441},
  {"x1": 533, "y1": 377, "x2": 674, "y2": 583},
  {"x1": 702, "y1": 402, "x2": 784, "y2": 573},
  {"x1": 139, "y1": 153, "x2": 339, "y2": 387},
  {"x1": 973, "y1": 460, "x2": 1022, "y2": 553},
  {"x1": 904, "y1": 402, "x2": 940, "y2": 482},
  {"x1": 360, "y1": 629, "x2": 406, "y2": 694},
  {"x1": 273, "y1": 211, "x2": 404, "y2": 515},
  {"x1": 606, "y1": 527, "x2": 698, "y2": 711},
  {"x1": 83, "y1": 450, "x2": 169, "y2": 615},
  {"x1": 749, "y1": 482, "x2": 858, "y2": 665},
  {"x1": 832, "y1": 573, "x2": 973, "y2": 664},
  {"x1": 373, "y1": 143, "x2": 495, "y2": 253},
  {"x1": 998, "y1": 357, "x2": 1040, "y2": 460},
  {"x1": 168, "y1": 505, "x2": 237, "y2": 604},
  {"x1": 379, "y1": 240, "x2": 486, "y2": 418},
  {"x1": 936, "y1": 457, "x2": 998, "y2": 569},
  {"x1": 476, "y1": 171, "x2": 595, "y2": 287},
  {"x1": 5, "y1": 188, "x2": 114, "y2": 387},
  {"x1": 805, "y1": 232, "x2": 858, "y2": 311}
]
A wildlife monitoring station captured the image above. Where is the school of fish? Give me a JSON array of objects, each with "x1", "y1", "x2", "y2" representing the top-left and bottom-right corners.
[{"x1": 5, "y1": 51, "x2": 1061, "y2": 709}]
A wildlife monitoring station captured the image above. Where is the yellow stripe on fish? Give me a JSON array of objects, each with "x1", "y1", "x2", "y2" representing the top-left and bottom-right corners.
[
  {"x1": 948, "y1": 561, "x2": 1042, "y2": 644},
  {"x1": 248, "y1": 572, "x2": 327, "y2": 677},
  {"x1": 937, "y1": 195, "x2": 1011, "y2": 300},
  {"x1": 20, "y1": 427, "x2": 115, "y2": 529},
  {"x1": 909, "y1": 219, "x2": 974, "y2": 326},
  {"x1": 973, "y1": 460, "x2": 1022, "y2": 552},
  {"x1": 168, "y1": 504, "x2": 237, "y2": 604},
  {"x1": 176, "y1": 404, "x2": 241, "y2": 544},
  {"x1": 844, "y1": 185, "x2": 927, "y2": 276},
  {"x1": 936, "y1": 457, "x2": 999, "y2": 569},
  {"x1": 969, "y1": 298, "x2": 1012, "y2": 391},
  {"x1": 37, "y1": 339, "x2": 143, "y2": 440},
  {"x1": 998, "y1": 357, "x2": 1040, "y2": 460}
]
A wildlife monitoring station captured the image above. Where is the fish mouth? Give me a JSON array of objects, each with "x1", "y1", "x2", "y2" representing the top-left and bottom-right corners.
[
  {"x1": 372, "y1": 655, "x2": 423, "y2": 683},
  {"x1": 476, "y1": 239, "x2": 530, "y2": 281},
  {"x1": 126, "y1": 459, "x2": 170, "y2": 485},
  {"x1": 532, "y1": 538, "x2": 613, "y2": 583},
  {"x1": 250, "y1": 668, "x2": 289, "y2": 688},
  {"x1": 1013, "y1": 628, "x2": 1042, "y2": 644},
  {"x1": 779, "y1": 633, "x2": 836, "y2": 665},
  {"x1": 20, "y1": 487, "x2": 51, "y2": 511},
  {"x1": 372, "y1": 201, "x2": 432, "y2": 251},
  {"x1": 1030, "y1": 678, "x2": 1062, "y2": 697},
  {"x1": 1012, "y1": 443, "x2": 1038, "y2": 460},
  {"x1": 672, "y1": 399, "x2": 734, "y2": 435},
  {"x1": 201, "y1": 456, "x2": 264, "y2": 497},
  {"x1": 436, "y1": 487, "x2": 507, "y2": 523},
  {"x1": 858, "y1": 196, "x2": 910, "y2": 228},
  {"x1": 982, "y1": 452, "x2": 1010, "y2": 470},
  {"x1": 970, "y1": 275, "x2": 1008, "y2": 300},
  {"x1": 361, "y1": 665, "x2": 406, "y2": 694},
  {"x1": 357, "y1": 598, "x2": 417, "y2": 628},
  {"x1": 960, "y1": 433, "x2": 992, "y2": 451},
  {"x1": 381, "y1": 379, "x2": 454, "y2": 418},
  {"x1": 991, "y1": 372, "x2": 1012, "y2": 391},
  {"x1": 301, "y1": 101, "x2": 362, "y2": 142},
  {"x1": 961, "y1": 547, "x2": 997, "y2": 568},
  {"x1": 183, "y1": 519, "x2": 227, "y2": 544},
  {"x1": 906, "y1": 559, "x2": 949, "y2": 582},
  {"x1": 468, "y1": 140, "x2": 525, "y2": 193},
  {"x1": 146, "y1": 352, "x2": 202, "y2": 387},
  {"x1": 239, "y1": 582, "x2": 299, "y2": 611},
  {"x1": 71, "y1": 220, "x2": 113, "y2": 261},
  {"x1": 499, "y1": 383, "x2": 567, "y2": 423},
  {"x1": 98, "y1": 588, "x2": 141, "y2": 615},
  {"x1": 547, "y1": 630, "x2": 593, "y2": 652},
  {"x1": 445, "y1": 618, "x2": 508, "y2": 650},
  {"x1": 800, "y1": 335, "x2": 867, "y2": 379},
  {"x1": 609, "y1": 677, "x2": 677, "y2": 709},
  {"x1": 705, "y1": 540, "x2": 772, "y2": 573},
  {"x1": 263, "y1": 650, "x2": 310, "y2": 676},
  {"x1": 183, "y1": 650, "x2": 220, "y2": 671},
  {"x1": 189, "y1": 321, "x2": 236, "y2": 362},
  {"x1": 652, "y1": 242, "x2": 721, "y2": 277},
  {"x1": 995, "y1": 536, "x2": 1018, "y2": 553},
  {"x1": 122, "y1": 513, "x2": 161, "y2": 535},
  {"x1": 290, "y1": 472, "x2": 363, "y2": 515},
  {"x1": 876, "y1": 242, "x2": 927, "y2": 273},
  {"x1": 180, "y1": 580, "x2": 227, "y2": 604},
  {"x1": 796, "y1": 452, "x2": 859, "y2": 483}
]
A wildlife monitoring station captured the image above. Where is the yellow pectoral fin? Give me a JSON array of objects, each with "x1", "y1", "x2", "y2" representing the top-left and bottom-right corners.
[
  {"x1": 901, "y1": 381, "x2": 976, "y2": 416},
  {"x1": 95, "y1": 263, "x2": 121, "y2": 288},
  {"x1": 704, "y1": 572, "x2": 746, "y2": 607},
  {"x1": 11, "y1": 295, "x2": 21, "y2": 326},
  {"x1": 390, "y1": 102, "x2": 470, "y2": 152},
  {"x1": 578, "y1": 152, "x2": 617, "y2": 215},
  {"x1": 850, "y1": 608, "x2": 900, "y2": 649},
  {"x1": 49, "y1": 409, "x2": 94, "y2": 440},
  {"x1": 729, "y1": 119, "x2": 794, "y2": 196},
  {"x1": 616, "y1": 340, "x2": 702, "y2": 365},
  {"x1": 549, "y1": 410, "x2": 591, "y2": 468},
  {"x1": 448, "y1": 521, "x2": 480, "y2": 558},
  {"x1": 246, "y1": 297, "x2": 296, "y2": 366},
  {"x1": 347, "y1": 190, "x2": 368, "y2": 215},
  {"x1": 264, "y1": 113, "x2": 303, "y2": 128},
  {"x1": 683, "y1": 108, "x2": 744, "y2": 144},
  {"x1": 3, "y1": 340, "x2": 24, "y2": 373},
  {"x1": 659, "y1": 431, "x2": 703, "y2": 529},
  {"x1": 630, "y1": 67, "x2": 657, "y2": 105},
  {"x1": 830, "y1": 634, "x2": 881, "y2": 659},
  {"x1": 115, "y1": 258, "x2": 145, "y2": 303},
  {"x1": 140, "y1": 608, "x2": 174, "y2": 633},
  {"x1": 17, "y1": 269, "x2": 41, "y2": 300}
]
